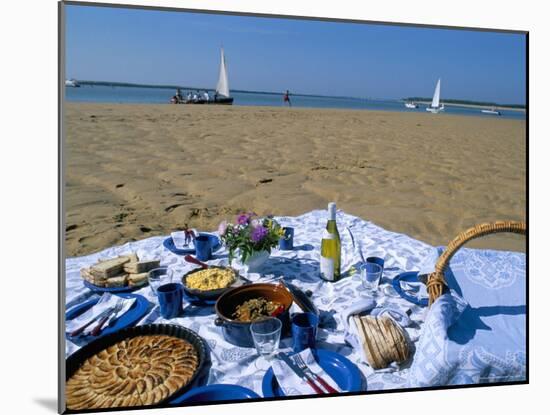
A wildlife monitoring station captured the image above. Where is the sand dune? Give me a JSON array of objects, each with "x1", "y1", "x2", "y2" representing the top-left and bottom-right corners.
[{"x1": 64, "y1": 103, "x2": 526, "y2": 257}]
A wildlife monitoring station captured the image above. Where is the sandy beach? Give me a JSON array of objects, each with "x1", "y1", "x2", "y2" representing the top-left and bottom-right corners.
[{"x1": 64, "y1": 103, "x2": 526, "y2": 257}]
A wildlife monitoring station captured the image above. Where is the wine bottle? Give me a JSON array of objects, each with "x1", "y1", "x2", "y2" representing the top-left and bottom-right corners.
[{"x1": 320, "y1": 202, "x2": 341, "y2": 281}]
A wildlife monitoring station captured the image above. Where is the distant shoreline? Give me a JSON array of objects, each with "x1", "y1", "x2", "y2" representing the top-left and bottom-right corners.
[
  {"x1": 70, "y1": 80, "x2": 525, "y2": 110},
  {"x1": 411, "y1": 100, "x2": 526, "y2": 112}
]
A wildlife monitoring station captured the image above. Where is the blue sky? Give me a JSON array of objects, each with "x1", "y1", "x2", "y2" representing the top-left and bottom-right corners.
[{"x1": 65, "y1": 5, "x2": 526, "y2": 104}]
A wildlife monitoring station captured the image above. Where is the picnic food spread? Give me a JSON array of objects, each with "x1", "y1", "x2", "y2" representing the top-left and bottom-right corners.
[
  {"x1": 66, "y1": 334, "x2": 199, "y2": 410},
  {"x1": 185, "y1": 267, "x2": 236, "y2": 291},
  {"x1": 65, "y1": 209, "x2": 527, "y2": 404},
  {"x1": 232, "y1": 297, "x2": 283, "y2": 322},
  {"x1": 80, "y1": 253, "x2": 160, "y2": 288}
]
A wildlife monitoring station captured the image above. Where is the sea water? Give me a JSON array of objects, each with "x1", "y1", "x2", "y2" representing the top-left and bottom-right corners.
[{"x1": 65, "y1": 84, "x2": 525, "y2": 120}]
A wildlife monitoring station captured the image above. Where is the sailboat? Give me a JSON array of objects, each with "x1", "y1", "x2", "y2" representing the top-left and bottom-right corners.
[
  {"x1": 481, "y1": 106, "x2": 501, "y2": 116},
  {"x1": 212, "y1": 47, "x2": 233, "y2": 105},
  {"x1": 65, "y1": 78, "x2": 80, "y2": 87},
  {"x1": 182, "y1": 48, "x2": 233, "y2": 105},
  {"x1": 404, "y1": 101, "x2": 418, "y2": 109},
  {"x1": 426, "y1": 78, "x2": 444, "y2": 113}
]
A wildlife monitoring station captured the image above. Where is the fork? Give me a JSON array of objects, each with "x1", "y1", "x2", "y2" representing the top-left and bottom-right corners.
[
  {"x1": 90, "y1": 298, "x2": 124, "y2": 336},
  {"x1": 294, "y1": 354, "x2": 339, "y2": 394}
]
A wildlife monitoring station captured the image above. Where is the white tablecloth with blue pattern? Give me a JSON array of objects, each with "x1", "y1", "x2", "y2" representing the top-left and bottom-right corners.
[{"x1": 65, "y1": 210, "x2": 526, "y2": 393}]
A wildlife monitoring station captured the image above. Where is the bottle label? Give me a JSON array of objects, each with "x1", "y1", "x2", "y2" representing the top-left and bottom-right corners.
[
  {"x1": 320, "y1": 255, "x2": 335, "y2": 281},
  {"x1": 322, "y1": 230, "x2": 335, "y2": 240}
]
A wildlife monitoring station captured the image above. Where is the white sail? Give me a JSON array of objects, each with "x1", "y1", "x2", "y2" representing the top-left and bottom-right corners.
[
  {"x1": 431, "y1": 78, "x2": 441, "y2": 108},
  {"x1": 216, "y1": 48, "x2": 230, "y2": 97}
]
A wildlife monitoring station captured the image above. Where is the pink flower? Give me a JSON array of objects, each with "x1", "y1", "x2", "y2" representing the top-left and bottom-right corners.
[
  {"x1": 218, "y1": 220, "x2": 228, "y2": 236},
  {"x1": 250, "y1": 218, "x2": 261, "y2": 228}
]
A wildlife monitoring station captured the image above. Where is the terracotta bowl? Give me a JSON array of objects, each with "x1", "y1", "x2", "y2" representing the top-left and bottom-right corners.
[{"x1": 214, "y1": 283, "x2": 294, "y2": 347}]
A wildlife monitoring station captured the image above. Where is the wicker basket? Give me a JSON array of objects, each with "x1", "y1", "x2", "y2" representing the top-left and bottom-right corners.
[{"x1": 426, "y1": 221, "x2": 526, "y2": 305}]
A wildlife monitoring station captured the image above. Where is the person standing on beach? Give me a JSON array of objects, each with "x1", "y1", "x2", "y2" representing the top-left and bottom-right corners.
[{"x1": 283, "y1": 90, "x2": 292, "y2": 107}]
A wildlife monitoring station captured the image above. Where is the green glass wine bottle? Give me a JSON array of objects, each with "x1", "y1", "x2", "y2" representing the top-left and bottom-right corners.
[{"x1": 320, "y1": 202, "x2": 341, "y2": 281}]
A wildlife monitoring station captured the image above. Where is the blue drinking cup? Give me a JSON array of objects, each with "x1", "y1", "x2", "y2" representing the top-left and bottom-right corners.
[
  {"x1": 366, "y1": 256, "x2": 385, "y2": 272},
  {"x1": 291, "y1": 312, "x2": 319, "y2": 352},
  {"x1": 279, "y1": 227, "x2": 294, "y2": 250},
  {"x1": 157, "y1": 283, "x2": 183, "y2": 319},
  {"x1": 194, "y1": 235, "x2": 212, "y2": 261}
]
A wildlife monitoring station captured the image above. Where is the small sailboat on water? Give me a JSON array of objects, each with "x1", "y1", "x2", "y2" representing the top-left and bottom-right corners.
[
  {"x1": 481, "y1": 106, "x2": 501, "y2": 116},
  {"x1": 404, "y1": 101, "x2": 418, "y2": 109},
  {"x1": 182, "y1": 47, "x2": 234, "y2": 105},
  {"x1": 426, "y1": 78, "x2": 444, "y2": 113},
  {"x1": 212, "y1": 47, "x2": 233, "y2": 104},
  {"x1": 65, "y1": 78, "x2": 80, "y2": 87}
]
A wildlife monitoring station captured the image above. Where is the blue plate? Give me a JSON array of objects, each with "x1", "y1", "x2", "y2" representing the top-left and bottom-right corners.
[
  {"x1": 392, "y1": 271, "x2": 429, "y2": 306},
  {"x1": 66, "y1": 293, "x2": 150, "y2": 339},
  {"x1": 170, "y1": 384, "x2": 260, "y2": 404},
  {"x1": 163, "y1": 232, "x2": 221, "y2": 256},
  {"x1": 83, "y1": 279, "x2": 147, "y2": 293},
  {"x1": 262, "y1": 349, "x2": 363, "y2": 397}
]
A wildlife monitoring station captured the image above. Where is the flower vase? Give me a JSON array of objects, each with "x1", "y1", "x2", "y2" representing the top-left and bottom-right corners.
[{"x1": 234, "y1": 250, "x2": 270, "y2": 273}]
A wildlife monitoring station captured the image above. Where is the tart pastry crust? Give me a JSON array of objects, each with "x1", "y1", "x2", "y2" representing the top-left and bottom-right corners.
[{"x1": 66, "y1": 335, "x2": 199, "y2": 410}]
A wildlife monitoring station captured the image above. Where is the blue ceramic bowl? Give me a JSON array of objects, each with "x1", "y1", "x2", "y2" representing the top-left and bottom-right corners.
[{"x1": 171, "y1": 384, "x2": 260, "y2": 404}]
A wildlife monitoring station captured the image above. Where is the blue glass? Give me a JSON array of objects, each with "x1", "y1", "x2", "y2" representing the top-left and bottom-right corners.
[
  {"x1": 157, "y1": 283, "x2": 183, "y2": 319},
  {"x1": 291, "y1": 312, "x2": 319, "y2": 352},
  {"x1": 278, "y1": 227, "x2": 294, "y2": 250},
  {"x1": 194, "y1": 235, "x2": 212, "y2": 261},
  {"x1": 366, "y1": 256, "x2": 385, "y2": 272}
]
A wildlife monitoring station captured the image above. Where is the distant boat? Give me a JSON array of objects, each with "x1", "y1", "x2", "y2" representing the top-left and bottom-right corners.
[
  {"x1": 426, "y1": 78, "x2": 444, "y2": 113},
  {"x1": 481, "y1": 106, "x2": 501, "y2": 116},
  {"x1": 183, "y1": 48, "x2": 233, "y2": 105},
  {"x1": 404, "y1": 101, "x2": 418, "y2": 109},
  {"x1": 65, "y1": 78, "x2": 80, "y2": 88}
]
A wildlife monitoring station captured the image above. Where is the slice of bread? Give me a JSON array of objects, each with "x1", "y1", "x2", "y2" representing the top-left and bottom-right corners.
[
  {"x1": 128, "y1": 272, "x2": 148, "y2": 287},
  {"x1": 90, "y1": 257, "x2": 131, "y2": 278},
  {"x1": 105, "y1": 274, "x2": 128, "y2": 288},
  {"x1": 123, "y1": 260, "x2": 160, "y2": 274}
]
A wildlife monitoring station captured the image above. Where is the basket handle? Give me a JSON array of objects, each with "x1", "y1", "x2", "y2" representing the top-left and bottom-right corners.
[{"x1": 427, "y1": 221, "x2": 526, "y2": 306}]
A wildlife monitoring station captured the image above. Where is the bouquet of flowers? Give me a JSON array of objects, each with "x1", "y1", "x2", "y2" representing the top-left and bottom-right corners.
[{"x1": 218, "y1": 212, "x2": 285, "y2": 264}]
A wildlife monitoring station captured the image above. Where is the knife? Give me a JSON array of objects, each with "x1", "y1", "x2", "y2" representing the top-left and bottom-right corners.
[{"x1": 277, "y1": 352, "x2": 325, "y2": 394}]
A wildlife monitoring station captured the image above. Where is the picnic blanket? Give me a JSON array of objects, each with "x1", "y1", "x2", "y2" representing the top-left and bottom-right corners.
[{"x1": 65, "y1": 210, "x2": 526, "y2": 393}]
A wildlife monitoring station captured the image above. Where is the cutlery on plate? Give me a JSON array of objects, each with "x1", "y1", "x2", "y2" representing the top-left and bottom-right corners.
[
  {"x1": 277, "y1": 352, "x2": 325, "y2": 394},
  {"x1": 293, "y1": 354, "x2": 338, "y2": 394},
  {"x1": 90, "y1": 299, "x2": 124, "y2": 337},
  {"x1": 69, "y1": 305, "x2": 115, "y2": 337},
  {"x1": 106, "y1": 298, "x2": 126, "y2": 327}
]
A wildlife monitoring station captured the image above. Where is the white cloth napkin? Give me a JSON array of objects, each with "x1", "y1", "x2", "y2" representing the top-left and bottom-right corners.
[
  {"x1": 170, "y1": 230, "x2": 197, "y2": 250},
  {"x1": 271, "y1": 349, "x2": 342, "y2": 395},
  {"x1": 66, "y1": 293, "x2": 136, "y2": 335},
  {"x1": 417, "y1": 247, "x2": 440, "y2": 276}
]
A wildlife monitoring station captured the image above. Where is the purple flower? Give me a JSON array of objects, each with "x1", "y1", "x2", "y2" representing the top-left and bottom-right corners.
[
  {"x1": 250, "y1": 226, "x2": 268, "y2": 243},
  {"x1": 237, "y1": 213, "x2": 251, "y2": 225}
]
